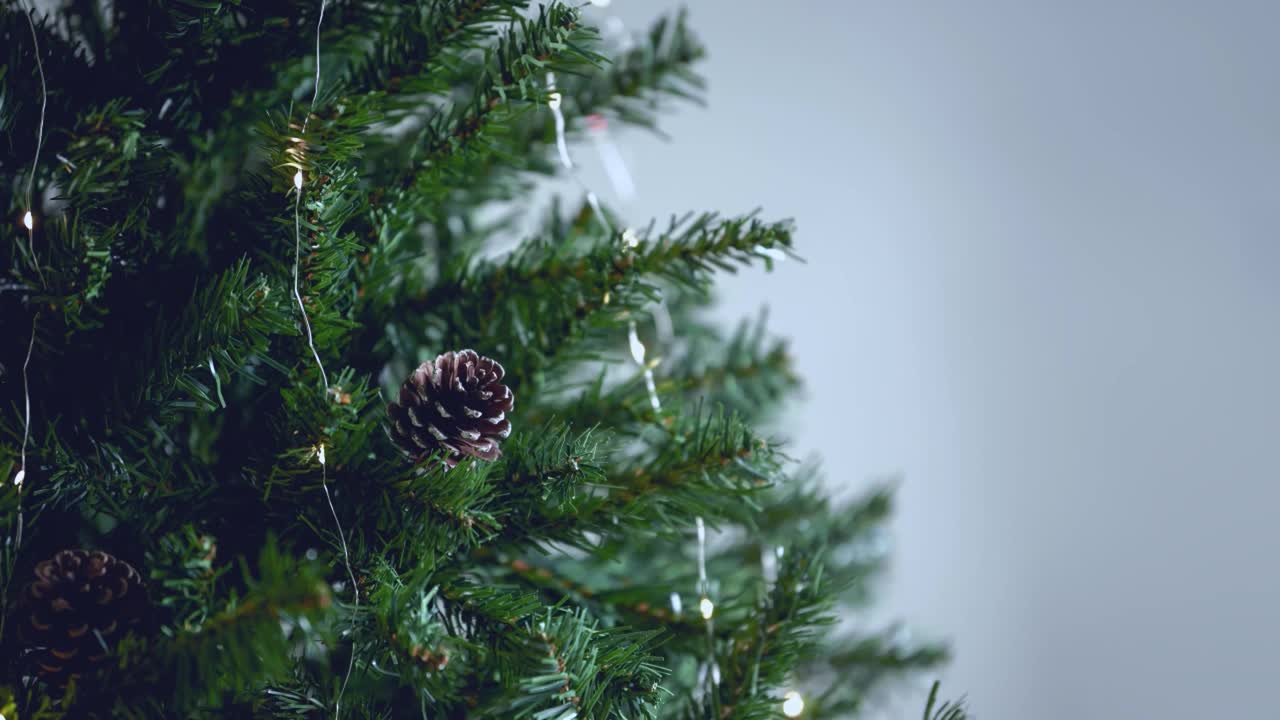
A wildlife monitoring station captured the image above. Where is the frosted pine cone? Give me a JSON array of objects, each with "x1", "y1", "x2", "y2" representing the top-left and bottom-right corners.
[
  {"x1": 21, "y1": 549, "x2": 148, "y2": 686},
  {"x1": 387, "y1": 350, "x2": 514, "y2": 467}
]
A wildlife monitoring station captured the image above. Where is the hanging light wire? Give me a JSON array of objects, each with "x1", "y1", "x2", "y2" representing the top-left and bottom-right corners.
[
  {"x1": 546, "y1": 71, "x2": 661, "y2": 414},
  {"x1": 291, "y1": 0, "x2": 331, "y2": 393}
]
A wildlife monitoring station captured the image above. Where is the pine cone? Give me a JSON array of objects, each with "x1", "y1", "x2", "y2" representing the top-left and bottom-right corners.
[
  {"x1": 387, "y1": 349, "x2": 514, "y2": 467},
  {"x1": 21, "y1": 549, "x2": 148, "y2": 686}
]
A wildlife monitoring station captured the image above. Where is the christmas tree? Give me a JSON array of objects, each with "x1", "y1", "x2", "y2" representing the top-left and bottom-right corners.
[{"x1": 0, "y1": 2, "x2": 964, "y2": 717}]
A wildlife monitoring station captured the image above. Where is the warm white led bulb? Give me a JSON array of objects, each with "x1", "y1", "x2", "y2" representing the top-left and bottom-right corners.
[
  {"x1": 755, "y1": 244, "x2": 787, "y2": 262},
  {"x1": 621, "y1": 227, "x2": 640, "y2": 248},
  {"x1": 22, "y1": 210, "x2": 33, "y2": 230},
  {"x1": 13, "y1": 469, "x2": 25, "y2": 487},
  {"x1": 782, "y1": 690, "x2": 805, "y2": 717},
  {"x1": 317, "y1": 443, "x2": 326, "y2": 465},
  {"x1": 628, "y1": 324, "x2": 646, "y2": 365},
  {"x1": 548, "y1": 91, "x2": 563, "y2": 110},
  {"x1": 699, "y1": 596, "x2": 714, "y2": 620},
  {"x1": 293, "y1": 170, "x2": 304, "y2": 190}
]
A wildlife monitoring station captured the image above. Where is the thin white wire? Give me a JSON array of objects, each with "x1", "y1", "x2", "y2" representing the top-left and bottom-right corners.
[
  {"x1": 292, "y1": 187, "x2": 329, "y2": 392},
  {"x1": 5, "y1": 3, "x2": 48, "y2": 647},
  {"x1": 695, "y1": 516, "x2": 708, "y2": 592},
  {"x1": 293, "y1": 4, "x2": 354, "y2": 716},
  {"x1": 318, "y1": 447, "x2": 356, "y2": 719},
  {"x1": 546, "y1": 72, "x2": 661, "y2": 413},
  {"x1": 302, "y1": 0, "x2": 326, "y2": 136},
  {"x1": 16, "y1": 319, "x2": 36, "y2": 490},
  {"x1": 585, "y1": 116, "x2": 636, "y2": 200},
  {"x1": 695, "y1": 515, "x2": 719, "y2": 695},
  {"x1": 292, "y1": 0, "x2": 330, "y2": 393},
  {"x1": 22, "y1": 2, "x2": 47, "y2": 289},
  {"x1": 0, "y1": 319, "x2": 33, "y2": 643}
]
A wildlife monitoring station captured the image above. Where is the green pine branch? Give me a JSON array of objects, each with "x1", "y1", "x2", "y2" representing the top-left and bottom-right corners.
[
  {"x1": 166, "y1": 540, "x2": 334, "y2": 708},
  {"x1": 485, "y1": 608, "x2": 664, "y2": 720},
  {"x1": 544, "y1": 313, "x2": 798, "y2": 430},
  {"x1": 447, "y1": 11, "x2": 708, "y2": 209},
  {"x1": 510, "y1": 406, "x2": 779, "y2": 548},
  {"x1": 924, "y1": 682, "x2": 972, "y2": 720},
  {"x1": 392, "y1": 212, "x2": 794, "y2": 389},
  {"x1": 388, "y1": 4, "x2": 599, "y2": 195},
  {"x1": 545, "y1": 9, "x2": 706, "y2": 134},
  {"x1": 345, "y1": 0, "x2": 529, "y2": 112}
]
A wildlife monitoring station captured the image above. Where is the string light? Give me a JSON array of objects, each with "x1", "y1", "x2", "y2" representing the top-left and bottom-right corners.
[
  {"x1": 15, "y1": 317, "x2": 36, "y2": 488},
  {"x1": 628, "y1": 319, "x2": 661, "y2": 412},
  {"x1": 288, "y1": 0, "x2": 330, "y2": 395},
  {"x1": 696, "y1": 515, "x2": 717, "y2": 698},
  {"x1": 15, "y1": 1, "x2": 49, "y2": 494},
  {"x1": 755, "y1": 244, "x2": 788, "y2": 263},
  {"x1": 316, "y1": 441, "x2": 357, "y2": 719},
  {"x1": 585, "y1": 114, "x2": 636, "y2": 200},
  {"x1": 566, "y1": 12, "x2": 729, "y2": 707},
  {"x1": 782, "y1": 690, "x2": 806, "y2": 717},
  {"x1": 1, "y1": 2, "x2": 50, "y2": 648},
  {"x1": 290, "y1": 4, "x2": 354, "y2": 718},
  {"x1": 699, "y1": 596, "x2": 714, "y2": 620},
  {"x1": 20, "y1": 2, "x2": 47, "y2": 290},
  {"x1": 545, "y1": 72, "x2": 662, "y2": 414},
  {"x1": 761, "y1": 543, "x2": 778, "y2": 587},
  {"x1": 695, "y1": 516, "x2": 711, "y2": 616}
]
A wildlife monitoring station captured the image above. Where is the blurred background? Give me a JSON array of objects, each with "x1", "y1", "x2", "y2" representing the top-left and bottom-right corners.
[{"x1": 578, "y1": 1, "x2": 1280, "y2": 718}]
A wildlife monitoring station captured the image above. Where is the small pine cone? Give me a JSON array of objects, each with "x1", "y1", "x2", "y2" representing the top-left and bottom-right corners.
[
  {"x1": 387, "y1": 349, "x2": 514, "y2": 467},
  {"x1": 21, "y1": 549, "x2": 148, "y2": 686}
]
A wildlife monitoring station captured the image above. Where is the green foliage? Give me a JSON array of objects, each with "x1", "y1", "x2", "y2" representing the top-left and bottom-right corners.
[
  {"x1": 166, "y1": 539, "x2": 333, "y2": 708},
  {"x1": 0, "y1": 1, "x2": 952, "y2": 717},
  {"x1": 924, "y1": 682, "x2": 971, "y2": 720}
]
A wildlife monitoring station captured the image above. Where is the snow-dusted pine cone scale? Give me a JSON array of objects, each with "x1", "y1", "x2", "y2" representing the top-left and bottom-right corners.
[{"x1": 387, "y1": 350, "x2": 514, "y2": 467}]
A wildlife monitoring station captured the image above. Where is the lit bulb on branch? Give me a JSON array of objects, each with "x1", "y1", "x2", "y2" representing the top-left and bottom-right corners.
[
  {"x1": 621, "y1": 227, "x2": 640, "y2": 248},
  {"x1": 782, "y1": 690, "x2": 805, "y2": 717},
  {"x1": 22, "y1": 210, "x2": 33, "y2": 230},
  {"x1": 699, "y1": 596, "x2": 714, "y2": 620},
  {"x1": 293, "y1": 170, "x2": 304, "y2": 190}
]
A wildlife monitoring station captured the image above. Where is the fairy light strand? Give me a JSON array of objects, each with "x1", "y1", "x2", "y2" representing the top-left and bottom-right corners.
[
  {"x1": 291, "y1": 0, "x2": 330, "y2": 393},
  {"x1": 21, "y1": 3, "x2": 48, "y2": 289},
  {"x1": 584, "y1": 114, "x2": 636, "y2": 202},
  {"x1": 316, "y1": 444, "x2": 357, "y2": 718},
  {"x1": 782, "y1": 689, "x2": 805, "y2": 717},
  {"x1": 546, "y1": 73, "x2": 614, "y2": 232},
  {"x1": 15, "y1": 318, "x2": 36, "y2": 489},
  {"x1": 303, "y1": 0, "x2": 326, "y2": 137},
  {"x1": 695, "y1": 516, "x2": 711, "y2": 617},
  {"x1": 4, "y1": 2, "x2": 50, "y2": 649},
  {"x1": 546, "y1": 72, "x2": 661, "y2": 414},
  {"x1": 15, "y1": 1, "x2": 50, "y2": 492},
  {"x1": 291, "y1": 180, "x2": 328, "y2": 391},
  {"x1": 291, "y1": 5, "x2": 355, "y2": 717},
  {"x1": 694, "y1": 515, "x2": 719, "y2": 701}
]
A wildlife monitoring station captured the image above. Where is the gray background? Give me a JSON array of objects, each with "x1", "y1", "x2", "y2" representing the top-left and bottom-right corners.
[{"x1": 586, "y1": 1, "x2": 1280, "y2": 718}]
